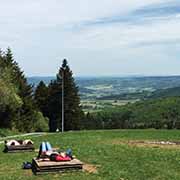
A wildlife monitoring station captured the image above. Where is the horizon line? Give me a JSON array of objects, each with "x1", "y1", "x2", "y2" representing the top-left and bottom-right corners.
[{"x1": 27, "y1": 74, "x2": 180, "y2": 78}]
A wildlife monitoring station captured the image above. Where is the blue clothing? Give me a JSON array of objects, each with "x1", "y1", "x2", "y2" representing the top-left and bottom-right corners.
[{"x1": 38, "y1": 141, "x2": 52, "y2": 158}]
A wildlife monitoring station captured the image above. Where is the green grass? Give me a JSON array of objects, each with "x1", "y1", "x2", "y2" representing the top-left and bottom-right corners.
[
  {"x1": 0, "y1": 128, "x2": 20, "y2": 138},
  {"x1": 0, "y1": 130, "x2": 180, "y2": 180},
  {"x1": 81, "y1": 99, "x2": 137, "y2": 113}
]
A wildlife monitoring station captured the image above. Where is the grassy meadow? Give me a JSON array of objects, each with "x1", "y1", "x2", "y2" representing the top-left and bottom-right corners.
[
  {"x1": 81, "y1": 99, "x2": 137, "y2": 113},
  {"x1": 0, "y1": 130, "x2": 180, "y2": 180}
]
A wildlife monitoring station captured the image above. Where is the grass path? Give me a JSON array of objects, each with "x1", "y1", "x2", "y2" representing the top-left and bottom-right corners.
[{"x1": 0, "y1": 132, "x2": 48, "y2": 144}]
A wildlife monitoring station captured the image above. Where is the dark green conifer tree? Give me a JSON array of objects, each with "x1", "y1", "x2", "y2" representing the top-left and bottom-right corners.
[
  {"x1": 0, "y1": 49, "x2": 22, "y2": 129},
  {"x1": 47, "y1": 80, "x2": 62, "y2": 132},
  {"x1": 34, "y1": 81, "x2": 49, "y2": 117},
  {"x1": 47, "y1": 59, "x2": 83, "y2": 131},
  {"x1": 3, "y1": 48, "x2": 46, "y2": 132},
  {"x1": 4, "y1": 48, "x2": 32, "y2": 130},
  {"x1": 59, "y1": 59, "x2": 83, "y2": 131}
]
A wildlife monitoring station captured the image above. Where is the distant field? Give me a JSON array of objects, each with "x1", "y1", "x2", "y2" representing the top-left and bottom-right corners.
[
  {"x1": 28, "y1": 76, "x2": 180, "y2": 111},
  {"x1": 81, "y1": 99, "x2": 138, "y2": 112},
  {"x1": 0, "y1": 130, "x2": 180, "y2": 180}
]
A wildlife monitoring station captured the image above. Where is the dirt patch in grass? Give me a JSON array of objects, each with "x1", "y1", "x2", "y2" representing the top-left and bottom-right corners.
[
  {"x1": 23, "y1": 170, "x2": 33, "y2": 176},
  {"x1": 83, "y1": 163, "x2": 99, "y2": 174},
  {"x1": 109, "y1": 140, "x2": 180, "y2": 149},
  {"x1": 128, "y1": 140, "x2": 180, "y2": 149}
]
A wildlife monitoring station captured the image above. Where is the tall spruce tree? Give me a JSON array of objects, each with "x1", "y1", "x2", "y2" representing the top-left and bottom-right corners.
[
  {"x1": 0, "y1": 48, "x2": 48, "y2": 132},
  {"x1": 0, "y1": 49, "x2": 23, "y2": 129},
  {"x1": 60, "y1": 59, "x2": 83, "y2": 130},
  {"x1": 47, "y1": 59, "x2": 83, "y2": 131},
  {"x1": 47, "y1": 80, "x2": 62, "y2": 132},
  {"x1": 34, "y1": 81, "x2": 49, "y2": 117},
  {"x1": 1, "y1": 48, "x2": 48, "y2": 132},
  {"x1": 4, "y1": 48, "x2": 34, "y2": 131}
]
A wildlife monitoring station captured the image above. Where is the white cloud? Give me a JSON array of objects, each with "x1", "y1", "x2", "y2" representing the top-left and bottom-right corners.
[
  {"x1": 0, "y1": 0, "x2": 165, "y2": 27},
  {"x1": 0, "y1": 0, "x2": 179, "y2": 76}
]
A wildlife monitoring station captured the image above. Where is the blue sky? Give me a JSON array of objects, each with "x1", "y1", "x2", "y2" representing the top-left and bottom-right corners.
[{"x1": 0, "y1": 0, "x2": 180, "y2": 76}]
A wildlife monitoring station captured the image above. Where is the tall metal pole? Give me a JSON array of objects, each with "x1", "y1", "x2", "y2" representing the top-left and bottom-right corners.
[{"x1": 62, "y1": 69, "x2": 64, "y2": 133}]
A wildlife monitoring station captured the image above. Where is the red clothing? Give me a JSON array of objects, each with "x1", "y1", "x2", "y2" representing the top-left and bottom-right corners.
[{"x1": 55, "y1": 155, "x2": 71, "y2": 161}]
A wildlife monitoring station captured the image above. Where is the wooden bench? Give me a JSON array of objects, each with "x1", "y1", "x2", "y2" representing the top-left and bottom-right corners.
[
  {"x1": 32, "y1": 158, "x2": 83, "y2": 175},
  {"x1": 4, "y1": 144, "x2": 35, "y2": 153}
]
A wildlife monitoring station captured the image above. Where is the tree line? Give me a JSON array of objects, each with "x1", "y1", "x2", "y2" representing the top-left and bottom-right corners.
[
  {"x1": 34, "y1": 59, "x2": 83, "y2": 132},
  {"x1": 0, "y1": 48, "x2": 83, "y2": 132},
  {"x1": 82, "y1": 97, "x2": 180, "y2": 130},
  {"x1": 1, "y1": 48, "x2": 180, "y2": 132},
  {"x1": 0, "y1": 48, "x2": 48, "y2": 132}
]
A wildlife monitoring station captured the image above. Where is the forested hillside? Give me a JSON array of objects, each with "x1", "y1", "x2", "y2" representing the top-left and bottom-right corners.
[
  {"x1": 34, "y1": 59, "x2": 83, "y2": 132},
  {"x1": 82, "y1": 97, "x2": 180, "y2": 130},
  {"x1": 1, "y1": 48, "x2": 180, "y2": 132},
  {"x1": 0, "y1": 49, "x2": 83, "y2": 132},
  {"x1": 149, "y1": 87, "x2": 180, "y2": 99},
  {"x1": 0, "y1": 48, "x2": 48, "y2": 132}
]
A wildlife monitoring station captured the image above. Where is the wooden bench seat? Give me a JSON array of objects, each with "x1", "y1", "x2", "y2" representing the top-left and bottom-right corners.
[
  {"x1": 32, "y1": 157, "x2": 83, "y2": 175},
  {"x1": 4, "y1": 144, "x2": 35, "y2": 153}
]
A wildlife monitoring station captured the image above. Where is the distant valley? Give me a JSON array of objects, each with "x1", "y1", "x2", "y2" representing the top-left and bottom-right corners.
[
  {"x1": 28, "y1": 76, "x2": 180, "y2": 99},
  {"x1": 28, "y1": 76, "x2": 180, "y2": 112}
]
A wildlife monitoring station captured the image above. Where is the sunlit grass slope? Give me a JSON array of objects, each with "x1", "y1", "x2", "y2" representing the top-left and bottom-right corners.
[{"x1": 0, "y1": 130, "x2": 180, "y2": 180}]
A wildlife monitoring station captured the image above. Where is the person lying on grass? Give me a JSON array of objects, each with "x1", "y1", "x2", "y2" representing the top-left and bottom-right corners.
[{"x1": 38, "y1": 142, "x2": 73, "y2": 161}]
